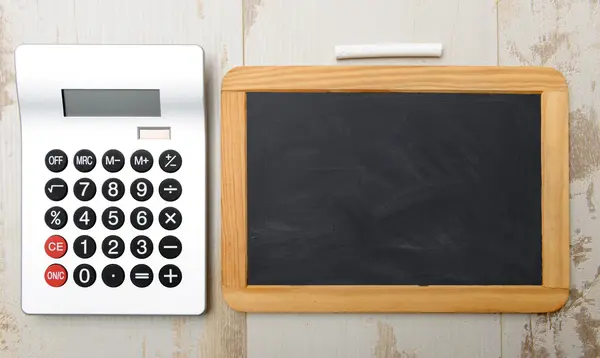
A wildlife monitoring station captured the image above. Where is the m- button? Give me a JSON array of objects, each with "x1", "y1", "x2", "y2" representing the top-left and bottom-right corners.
[
  {"x1": 74, "y1": 149, "x2": 96, "y2": 172},
  {"x1": 45, "y1": 264, "x2": 67, "y2": 287},
  {"x1": 102, "y1": 149, "x2": 125, "y2": 173},
  {"x1": 45, "y1": 235, "x2": 68, "y2": 259}
]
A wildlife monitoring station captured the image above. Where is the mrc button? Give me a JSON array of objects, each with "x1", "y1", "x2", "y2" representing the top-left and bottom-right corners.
[
  {"x1": 45, "y1": 264, "x2": 67, "y2": 287},
  {"x1": 45, "y1": 235, "x2": 68, "y2": 258},
  {"x1": 74, "y1": 149, "x2": 96, "y2": 172},
  {"x1": 45, "y1": 149, "x2": 68, "y2": 173}
]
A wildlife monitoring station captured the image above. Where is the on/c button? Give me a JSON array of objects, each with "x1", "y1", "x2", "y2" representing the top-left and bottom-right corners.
[
  {"x1": 45, "y1": 264, "x2": 67, "y2": 287},
  {"x1": 45, "y1": 235, "x2": 68, "y2": 258}
]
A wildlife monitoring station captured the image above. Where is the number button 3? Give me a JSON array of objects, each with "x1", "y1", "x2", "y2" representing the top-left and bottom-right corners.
[{"x1": 131, "y1": 236, "x2": 153, "y2": 259}]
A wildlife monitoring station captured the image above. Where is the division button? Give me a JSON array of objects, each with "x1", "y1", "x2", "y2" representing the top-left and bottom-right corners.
[
  {"x1": 102, "y1": 207, "x2": 125, "y2": 230},
  {"x1": 159, "y1": 264, "x2": 182, "y2": 288},
  {"x1": 159, "y1": 150, "x2": 182, "y2": 173},
  {"x1": 45, "y1": 206, "x2": 67, "y2": 230},
  {"x1": 130, "y1": 178, "x2": 153, "y2": 201},
  {"x1": 73, "y1": 178, "x2": 96, "y2": 201},
  {"x1": 131, "y1": 207, "x2": 153, "y2": 230},
  {"x1": 130, "y1": 235, "x2": 153, "y2": 259},
  {"x1": 45, "y1": 178, "x2": 68, "y2": 201},
  {"x1": 102, "y1": 235, "x2": 125, "y2": 258},
  {"x1": 73, "y1": 206, "x2": 96, "y2": 230},
  {"x1": 45, "y1": 264, "x2": 67, "y2": 287},
  {"x1": 74, "y1": 149, "x2": 96, "y2": 173},
  {"x1": 159, "y1": 207, "x2": 182, "y2": 230},
  {"x1": 74, "y1": 235, "x2": 96, "y2": 259},
  {"x1": 102, "y1": 149, "x2": 125, "y2": 173},
  {"x1": 45, "y1": 149, "x2": 68, "y2": 173},
  {"x1": 159, "y1": 236, "x2": 182, "y2": 259},
  {"x1": 73, "y1": 264, "x2": 96, "y2": 288},
  {"x1": 159, "y1": 179, "x2": 182, "y2": 202},
  {"x1": 130, "y1": 149, "x2": 153, "y2": 173},
  {"x1": 44, "y1": 235, "x2": 68, "y2": 259},
  {"x1": 130, "y1": 264, "x2": 153, "y2": 288},
  {"x1": 102, "y1": 178, "x2": 125, "y2": 201},
  {"x1": 101, "y1": 264, "x2": 125, "y2": 288}
]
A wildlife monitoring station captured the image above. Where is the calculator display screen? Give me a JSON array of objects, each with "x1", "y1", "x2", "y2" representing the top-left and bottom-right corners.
[{"x1": 62, "y1": 89, "x2": 161, "y2": 117}]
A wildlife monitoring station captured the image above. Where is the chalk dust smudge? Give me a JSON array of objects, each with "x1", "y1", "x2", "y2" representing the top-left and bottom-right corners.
[
  {"x1": 574, "y1": 307, "x2": 600, "y2": 358},
  {"x1": 572, "y1": 235, "x2": 593, "y2": 266},
  {"x1": 592, "y1": 81, "x2": 597, "y2": 91},
  {"x1": 0, "y1": 309, "x2": 19, "y2": 352},
  {"x1": 243, "y1": 0, "x2": 264, "y2": 38},
  {"x1": 571, "y1": 107, "x2": 600, "y2": 182},
  {"x1": 196, "y1": 0, "x2": 205, "y2": 19},
  {"x1": 374, "y1": 322, "x2": 418, "y2": 358}
]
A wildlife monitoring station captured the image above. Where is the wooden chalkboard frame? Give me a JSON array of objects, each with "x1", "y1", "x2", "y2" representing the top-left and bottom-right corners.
[{"x1": 220, "y1": 66, "x2": 570, "y2": 313}]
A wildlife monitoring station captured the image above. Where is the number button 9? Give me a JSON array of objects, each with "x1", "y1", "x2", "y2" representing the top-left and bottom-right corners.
[
  {"x1": 130, "y1": 178, "x2": 153, "y2": 201},
  {"x1": 102, "y1": 178, "x2": 125, "y2": 201}
]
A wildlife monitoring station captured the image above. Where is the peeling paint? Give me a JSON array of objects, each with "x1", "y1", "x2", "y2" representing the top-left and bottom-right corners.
[
  {"x1": 221, "y1": 45, "x2": 229, "y2": 75},
  {"x1": 0, "y1": 309, "x2": 19, "y2": 352},
  {"x1": 171, "y1": 317, "x2": 189, "y2": 358},
  {"x1": 0, "y1": 5, "x2": 15, "y2": 113},
  {"x1": 196, "y1": 0, "x2": 204, "y2": 19},
  {"x1": 586, "y1": 181, "x2": 597, "y2": 217},
  {"x1": 570, "y1": 107, "x2": 600, "y2": 181},
  {"x1": 374, "y1": 322, "x2": 417, "y2": 358},
  {"x1": 592, "y1": 81, "x2": 597, "y2": 92},
  {"x1": 243, "y1": 0, "x2": 264, "y2": 38},
  {"x1": 574, "y1": 307, "x2": 600, "y2": 358},
  {"x1": 571, "y1": 235, "x2": 593, "y2": 266},
  {"x1": 530, "y1": 31, "x2": 569, "y2": 64},
  {"x1": 520, "y1": 317, "x2": 550, "y2": 358}
]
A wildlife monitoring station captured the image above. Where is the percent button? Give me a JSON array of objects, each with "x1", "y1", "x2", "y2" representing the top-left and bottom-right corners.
[{"x1": 45, "y1": 206, "x2": 68, "y2": 230}]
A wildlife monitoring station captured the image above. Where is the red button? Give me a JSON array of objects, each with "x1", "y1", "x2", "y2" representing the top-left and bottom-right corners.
[
  {"x1": 45, "y1": 264, "x2": 67, "y2": 287},
  {"x1": 45, "y1": 235, "x2": 67, "y2": 258}
]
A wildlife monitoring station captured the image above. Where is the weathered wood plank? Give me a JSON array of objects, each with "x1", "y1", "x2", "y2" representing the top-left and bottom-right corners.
[
  {"x1": 243, "y1": 0, "x2": 501, "y2": 357},
  {"x1": 0, "y1": 1, "x2": 244, "y2": 357},
  {"x1": 499, "y1": 0, "x2": 600, "y2": 357}
]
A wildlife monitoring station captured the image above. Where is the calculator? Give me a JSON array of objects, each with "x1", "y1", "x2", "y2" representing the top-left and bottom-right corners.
[{"x1": 15, "y1": 44, "x2": 206, "y2": 315}]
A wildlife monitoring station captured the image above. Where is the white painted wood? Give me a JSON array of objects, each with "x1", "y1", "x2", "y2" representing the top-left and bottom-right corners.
[
  {"x1": 499, "y1": 0, "x2": 600, "y2": 357},
  {"x1": 0, "y1": 0, "x2": 244, "y2": 357},
  {"x1": 244, "y1": 1, "x2": 501, "y2": 357}
]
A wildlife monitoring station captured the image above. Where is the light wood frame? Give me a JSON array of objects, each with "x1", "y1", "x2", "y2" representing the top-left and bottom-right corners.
[{"x1": 221, "y1": 66, "x2": 570, "y2": 313}]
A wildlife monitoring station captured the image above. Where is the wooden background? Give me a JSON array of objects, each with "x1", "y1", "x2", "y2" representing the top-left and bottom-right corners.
[{"x1": 0, "y1": 0, "x2": 597, "y2": 357}]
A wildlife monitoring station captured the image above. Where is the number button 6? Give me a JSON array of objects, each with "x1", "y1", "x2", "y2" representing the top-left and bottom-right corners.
[{"x1": 130, "y1": 207, "x2": 153, "y2": 230}]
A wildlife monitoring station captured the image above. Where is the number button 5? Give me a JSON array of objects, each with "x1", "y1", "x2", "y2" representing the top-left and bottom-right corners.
[
  {"x1": 102, "y1": 207, "x2": 125, "y2": 230},
  {"x1": 131, "y1": 236, "x2": 153, "y2": 259}
]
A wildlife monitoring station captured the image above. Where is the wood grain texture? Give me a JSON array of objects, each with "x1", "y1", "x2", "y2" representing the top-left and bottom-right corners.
[
  {"x1": 499, "y1": 0, "x2": 600, "y2": 357},
  {"x1": 243, "y1": 0, "x2": 503, "y2": 356},
  {"x1": 0, "y1": 1, "x2": 245, "y2": 357}
]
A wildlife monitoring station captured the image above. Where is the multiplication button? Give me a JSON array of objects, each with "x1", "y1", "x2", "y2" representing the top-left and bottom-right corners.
[
  {"x1": 45, "y1": 149, "x2": 68, "y2": 173},
  {"x1": 159, "y1": 150, "x2": 181, "y2": 173},
  {"x1": 102, "y1": 264, "x2": 125, "y2": 288},
  {"x1": 45, "y1": 178, "x2": 68, "y2": 201},
  {"x1": 102, "y1": 149, "x2": 125, "y2": 172},
  {"x1": 159, "y1": 264, "x2": 182, "y2": 288},
  {"x1": 130, "y1": 264, "x2": 153, "y2": 288},
  {"x1": 159, "y1": 179, "x2": 181, "y2": 201},
  {"x1": 45, "y1": 206, "x2": 67, "y2": 230},
  {"x1": 159, "y1": 207, "x2": 181, "y2": 230}
]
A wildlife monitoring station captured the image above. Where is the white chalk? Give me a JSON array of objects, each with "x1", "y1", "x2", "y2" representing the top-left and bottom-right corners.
[{"x1": 335, "y1": 43, "x2": 443, "y2": 60}]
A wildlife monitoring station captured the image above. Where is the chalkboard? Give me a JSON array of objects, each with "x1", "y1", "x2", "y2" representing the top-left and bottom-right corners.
[
  {"x1": 246, "y1": 92, "x2": 542, "y2": 286},
  {"x1": 221, "y1": 66, "x2": 570, "y2": 313}
]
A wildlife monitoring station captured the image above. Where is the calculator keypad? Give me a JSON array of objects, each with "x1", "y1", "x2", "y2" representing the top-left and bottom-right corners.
[{"x1": 43, "y1": 148, "x2": 184, "y2": 289}]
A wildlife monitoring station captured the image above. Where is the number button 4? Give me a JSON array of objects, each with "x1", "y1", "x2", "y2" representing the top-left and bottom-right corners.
[{"x1": 74, "y1": 206, "x2": 96, "y2": 230}]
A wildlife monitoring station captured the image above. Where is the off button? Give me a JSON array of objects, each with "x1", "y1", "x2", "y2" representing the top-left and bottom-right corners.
[
  {"x1": 45, "y1": 264, "x2": 67, "y2": 287},
  {"x1": 45, "y1": 235, "x2": 68, "y2": 258}
]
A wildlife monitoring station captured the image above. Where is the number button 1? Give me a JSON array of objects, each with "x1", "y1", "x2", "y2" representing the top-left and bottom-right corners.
[
  {"x1": 74, "y1": 235, "x2": 96, "y2": 258},
  {"x1": 130, "y1": 178, "x2": 153, "y2": 201},
  {"x1": 131, "y1": 236, "x2": 153, "y2": 259},
  {"x1": 102, "y1": 207, "x2": 125, "y2": 230},
  {"x1": 102, "y1": 235, "x2": 125, "y2": 259},
  {"x1": 74, "y1": 178, "x2": 97, "y2": 201},
  {"x1": 102, "y1": 178, "x2": 125, "y2": 201}
]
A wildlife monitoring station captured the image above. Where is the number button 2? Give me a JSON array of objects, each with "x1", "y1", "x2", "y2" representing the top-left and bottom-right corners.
[
  {"x1": 102, "y1": 178, "x2": 125, "y2": 201},
  {"x1": 130, "y1": 178, "x2": 153, "y2": 201},
  {"x1": 131, "y1": 207, "x2": 153, "y2": 230},
  {"x1": 102, "y1": 207, "x2": 125, "y2": 230},
  {"x1": 102, "y1": 235, "x2": 125, "y2": 259},
  {"x1": 131, "y1": 236, "x2": 153, "y2": 259},
  {"x1": 74, "y1": 178, "x2": 96, "y2": 201}
]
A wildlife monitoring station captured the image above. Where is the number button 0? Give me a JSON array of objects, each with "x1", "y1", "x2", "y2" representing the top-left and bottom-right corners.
[
  {"x1": 74, "y1": 235, "x2": 96, "y2": 259},
  {"x1": 102, "y1": 178, "x2": 125, "y2": 201},
  {"x1": 74, "y1": 178, "x2": 97, "y2": 201},
  {"x1": 102, "y1": 235, "x2": 125, "y2": 259},
  {"x1": 130, "y1": 178, "x2": 153, "y2": 201},
  {"x1": 131, "y1": 236, "x2": 153, "y2": 259},
  {"x1": 73, "y1": 264, "x2": 96, "y2": 287},
  {"x1": 102, "y1": 207, "x2": 125, "y2": 230},
  {"x1": 131, "y1": 207, "x2": 153, "y2": 230},
  {"x1": 74, "y1": 206, "x2": 96, "y2": 230}
]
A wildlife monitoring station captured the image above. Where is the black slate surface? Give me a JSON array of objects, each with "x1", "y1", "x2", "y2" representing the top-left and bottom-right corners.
[{"x1": 246, "y1": 92, "x2": 542, "y2": 286}]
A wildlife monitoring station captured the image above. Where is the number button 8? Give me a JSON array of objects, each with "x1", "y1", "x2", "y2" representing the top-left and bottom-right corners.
[
  {"x1": 130, "y1": 178, "x2": 153, "y2": 201},
  {"x1": 102, "y1": 178, "x2": 125, "y2": 201}
]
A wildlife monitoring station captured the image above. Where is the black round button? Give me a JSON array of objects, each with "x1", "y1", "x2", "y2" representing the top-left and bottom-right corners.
[
  {"x1": 130, "y1": 150, "x2": 153, "y2": 173},
  {"x1": 74, "y1": 235, "x2": 96, "y2": 259},
  {"x1": 159, "y1": 150, "x2": 182, "y2": 173},
  {"x1": 159, "y1": 236, "x2": 182, "y2": 259},
  {"x1": 45, "y1": 178, "x2": 68, "y2": 201},
  {"x1": 102, "y1": 235, "x2": 125, "y2": 259},
  {"x1": 130, "y1": 178, "x2": 153, "y2": 201},
  {"x1": 45, "y1": 149, "x2": 68, "y2": 173},
  {"x1": 159, "y1": 207, "x2": 182, "y2": 230},
  {"x1": 73, "y1": 264, "x2": 96, "y2": 287},
  {"x1": 73, "y1": 178, "x2": 96, "y2": 201},
  {"x1": 130, "y1": 264, "x2": 153, "y2": 288},
  {"x1": 131, "y1": 236, "x2": 153, "y2": 259},
  {"x1": 102, "y1": 149, "x2": 125, "y2": 173},
  {"x1": 102, "y1": 178, "x2": 125, "y2": 201},
  {"x1": 74, "y1": 149, "x2": 96, "y2": 173},
  {"x1": 73, "y1": 206, "x2": 96, "y2": 230},
  {"x1": 102, "y1": 207, "x2": 125, "y2": 230},
  {"x1": 159, "y1": 179, "x2": 182, "y2": 202},
  {"x1": 130, "y1": 207, "x2": 153, "y2": 230},
  {"x1": 45, "y1": 206, "x2": 67, "y2": 230},
  {"x1": 102, "y1": 264, "x2": 125, "y2": 288},
  {"x1": 159, "y1": 264, "x2": 182, "y2": 288}
]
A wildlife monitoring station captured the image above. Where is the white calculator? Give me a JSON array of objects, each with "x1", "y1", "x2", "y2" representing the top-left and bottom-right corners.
[{"x1": 15, "y1": 44, "x2": 206, "y2": 315}]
